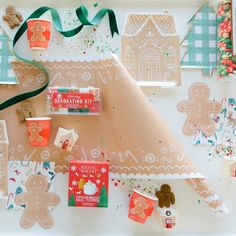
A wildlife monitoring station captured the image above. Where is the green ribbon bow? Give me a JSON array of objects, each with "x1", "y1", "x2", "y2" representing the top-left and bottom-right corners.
[{"x1": 0, "y1": 5, "x2": 119, "y2": 111}]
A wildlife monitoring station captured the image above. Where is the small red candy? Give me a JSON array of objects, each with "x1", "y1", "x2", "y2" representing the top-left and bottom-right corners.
[{"x1": 227, "y1": 66, "x2": 233, "y2": 73}]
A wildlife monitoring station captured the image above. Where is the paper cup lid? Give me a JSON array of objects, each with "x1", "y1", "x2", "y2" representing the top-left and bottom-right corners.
[
  {"x1": 27, "y1": 18, "x2": 51, "y2": 23},
  {"x1": 133, "y1": 189, "x2": 158, "y2": 201},
  {"x1": 26, "y1": 117, "x2": 51, "y2": 121}
]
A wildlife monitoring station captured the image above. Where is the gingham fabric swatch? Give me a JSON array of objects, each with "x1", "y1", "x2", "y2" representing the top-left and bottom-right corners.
[
  {"x1": 181, "y1": 3, "x2": 217, "y2": 76},
  {"x1": 0, "y1": 27, "x2": 18, "y2": 84}
]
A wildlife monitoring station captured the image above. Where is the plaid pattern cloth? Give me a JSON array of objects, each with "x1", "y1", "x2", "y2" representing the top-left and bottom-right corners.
[
  {"x1": 0, "y1": 27, "x2": 18, "y2": 84},
  {"x1": 181, "y1": 3, "x2": 217, "y2": 75}
]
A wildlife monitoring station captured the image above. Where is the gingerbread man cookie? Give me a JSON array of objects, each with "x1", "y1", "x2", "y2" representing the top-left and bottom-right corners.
[
  {"x1": 177, "y1": 82, "x2": 221, "y2": 136},
  {"x1": 30, "y1": 22, "x2": 46, "y2": 42},
  {"x1": 155, "y1": 184, "x2": 175, "y2": 208},
  {"x1": 3, "y1": 6, "x2": 23, "y2": 29},
  {"x1": 131, "y1": 197, "x2": 148, "y2": 218},
  {"x1": 28, "y1": 122, "x2": 43, "y2": 142},
  {"x1": 16, "y1": 100, "x2": 36, "y2": 122},
  {"x1": 15, "y1": 174, "x2": 60, "y2": 229}
]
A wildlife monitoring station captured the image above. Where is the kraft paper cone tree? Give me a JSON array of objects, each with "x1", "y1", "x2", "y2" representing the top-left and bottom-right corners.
[
  {"x1": 1, "y1": 56, "x2": 227, "y2": 216},
  {"x1": 0, "y1": 26, "x2": 18, "y2": 84},
  {"x1": 181, "y1": 3, "x2": 217, "y2": 76}
]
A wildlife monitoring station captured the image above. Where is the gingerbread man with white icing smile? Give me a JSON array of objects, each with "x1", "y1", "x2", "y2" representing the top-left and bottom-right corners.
[{"x1": 177, "y1": 82, "x2": 221, "y2": 136}]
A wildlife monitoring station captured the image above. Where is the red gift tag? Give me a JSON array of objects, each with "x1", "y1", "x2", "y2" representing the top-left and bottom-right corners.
[{"x1": 68, "y1": 160, "x2": 109, "y2": 208}]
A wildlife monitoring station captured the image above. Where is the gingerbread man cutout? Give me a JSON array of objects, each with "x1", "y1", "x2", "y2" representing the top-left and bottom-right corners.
[
  {"x1": 28, "y1": 122, "x2": 43, "y2": 142},
  {"x1": 155, "y1": 184, "x2": 175, "y2": 208},
  {"x1": 177, "y1": 82, "x2": 221, "y2": 136},
  {"x1": 131, "y1": 197, "x2": 148, "y2": 218},
  {"x1": 30, "y1": 22, "x2": 46, "y2": 42},
  {"x1": 15, "y1": 174, "x2": 60, "y2": 229},
  {"x1": 3, "y1": 6, "x2": 23, "y2": 29}
]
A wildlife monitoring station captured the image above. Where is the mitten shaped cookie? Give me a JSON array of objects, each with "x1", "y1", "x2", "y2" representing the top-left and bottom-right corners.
[
  {"x1": 15, "y1": 174, "x2": 60, "y2": 229},
  {"x1": 3, "y1": 6, "x2": 23, "y2": 29},
  {"x1": 155, "y1": 184, "x2": 175, "y2": 208}
]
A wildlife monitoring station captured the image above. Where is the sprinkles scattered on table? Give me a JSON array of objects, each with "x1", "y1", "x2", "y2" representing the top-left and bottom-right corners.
[{"x1": 208, "y1": 144, "x2": 236, "y2": 160}]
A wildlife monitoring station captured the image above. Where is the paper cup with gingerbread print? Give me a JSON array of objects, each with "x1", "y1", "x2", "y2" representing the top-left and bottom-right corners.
[
  {"x1": 27, "y1": 19, "x2": 51, "y2": 50},
  {"x1": 26, "y1": 117, "x2": 51, "y2": 147},
  {"x1": 128, "y1": 189, "x2": 158, "y2": 224}
]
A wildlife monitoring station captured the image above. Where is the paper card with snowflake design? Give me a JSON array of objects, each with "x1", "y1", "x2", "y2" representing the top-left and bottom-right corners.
[
  {"x1": 122, "y1": 13, "x2": 181, "y2": 87},
  {"x1": 7, "y1": 161, "x2": 56, "y2": 210},
  {"x1": 68, "y1": 160, "x2": 109, "y2": 208}
]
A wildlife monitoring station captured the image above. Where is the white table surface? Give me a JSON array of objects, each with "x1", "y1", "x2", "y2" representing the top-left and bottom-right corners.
[{"x1": 0, "y1": 0, "x2": 235, "y2": 235}]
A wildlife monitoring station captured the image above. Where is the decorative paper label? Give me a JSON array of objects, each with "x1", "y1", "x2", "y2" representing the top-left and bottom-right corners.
[{"x1": 52, "y1": 91, "x2": 94, "y2": 109}]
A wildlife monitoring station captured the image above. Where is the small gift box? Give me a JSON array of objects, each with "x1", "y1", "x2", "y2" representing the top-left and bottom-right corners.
[
  {"x1": 68, "y1": 160, "x2": 109, "y2": 207},
  {"x1": 47, "y1": 87, "x2": 101, "y2": 115},
  {"x1": 54, "y1": 128, "x2": 79, "y2": 152},
  {"x1": 157, "y1": 207, "x2": 177, "y2": 229}
]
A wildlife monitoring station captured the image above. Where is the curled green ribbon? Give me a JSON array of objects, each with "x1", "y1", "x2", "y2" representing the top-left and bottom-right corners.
[{"x1": 0, "y1": 5, "x2": 119, "y2": 111}]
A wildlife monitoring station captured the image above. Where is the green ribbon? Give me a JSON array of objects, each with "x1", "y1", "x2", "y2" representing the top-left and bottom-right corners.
[{"x1": 0, "y1": 5, "x2": 119, "y2": 111}]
